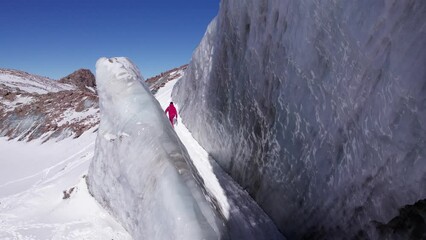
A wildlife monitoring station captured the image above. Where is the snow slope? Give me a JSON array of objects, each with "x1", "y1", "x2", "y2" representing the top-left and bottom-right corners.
[
  {"x1": 87, "y1": 57, "x2": 228, "y2": 239},
  {"x1": 173, "y1": 0, "x2": 426, "y2": 239},
  {"x1": 0, "y1": 69, "x2": 73, "y2": 94},
  {"x1": 0, "y1": 130, "x2": 130, "y2": 239}
]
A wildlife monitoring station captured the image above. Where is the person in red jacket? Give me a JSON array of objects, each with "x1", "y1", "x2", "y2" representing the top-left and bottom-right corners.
[{"x1": 165, "y1": 102, "x2": 178, "y2": 127}]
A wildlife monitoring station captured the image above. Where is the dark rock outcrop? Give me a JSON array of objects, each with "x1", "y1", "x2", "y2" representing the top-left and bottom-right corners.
[{"x1": 59, "y1": 69, "x2": 96, "y2": 91}]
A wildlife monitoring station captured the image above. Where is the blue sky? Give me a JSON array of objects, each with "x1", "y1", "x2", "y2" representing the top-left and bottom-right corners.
[{"x1": 0, "y1": 0, "x2": 219, "y2": 79}]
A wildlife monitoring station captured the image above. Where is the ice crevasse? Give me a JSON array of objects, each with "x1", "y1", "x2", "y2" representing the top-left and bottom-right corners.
[{"x1": 87, "y1": 57, "x2": 228, "y2": 239}]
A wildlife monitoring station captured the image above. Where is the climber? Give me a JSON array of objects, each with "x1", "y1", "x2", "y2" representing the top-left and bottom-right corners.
[{"x1": 165, "y1": 102, "x2": 178, "y2": 127}]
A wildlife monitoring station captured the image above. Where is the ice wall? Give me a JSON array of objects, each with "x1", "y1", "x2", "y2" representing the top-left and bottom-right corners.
[
  {"x1": 87, "y1": 57, "x2": 227, "y2": 239},
  {"x1": 173, "y1": 0, "x2": 426, "y2": 239}
]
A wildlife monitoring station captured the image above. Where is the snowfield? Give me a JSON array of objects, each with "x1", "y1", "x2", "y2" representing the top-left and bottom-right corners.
[{"x1": 0, "y1": 129, "x2": 131, "y2": 239}]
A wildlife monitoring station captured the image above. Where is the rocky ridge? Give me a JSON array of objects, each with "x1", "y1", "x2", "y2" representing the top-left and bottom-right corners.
[
  {"x1": 59, "y1": 69, "x2": 96, "y2": 92},
  {"x1": 145, "y1": 64, "x2": 188, "y2": 94},
  {"x1": 0, "y1": 68, "x2": 99, "y2": 142}
]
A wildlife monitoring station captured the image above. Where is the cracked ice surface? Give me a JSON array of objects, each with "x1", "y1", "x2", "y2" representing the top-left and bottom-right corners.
[
  {"x1": 87, "y1": 57, "x2": 228, "y2": 239},
  {"x1": 173, "y1": 0, "x2": 426, "y2": 239}
]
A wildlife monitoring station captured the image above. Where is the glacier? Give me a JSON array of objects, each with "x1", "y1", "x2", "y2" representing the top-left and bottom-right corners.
[
  {"x1": 87, "y1": 57, "x2": 228, "y2": 239},
  {"x1": 172, "y1": 0, "x2": 426, "y2": 239}
]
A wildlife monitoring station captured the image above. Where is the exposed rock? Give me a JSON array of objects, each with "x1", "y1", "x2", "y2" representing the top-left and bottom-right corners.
[
  {"x1": 145, "y1": 65, "x2": 187, "y2": 94},
  {"x1": 62, "y1": 187, "x2": 76, "y2": 199},
  {"x1": 0, "y1": 69, "x2": 99, "y2": 142},
  {"x1": 59, "y1": 69, "x2": 96, "y2": 91},
  {"x1": 3, "y1": 92, "x2": 16, "y2": 101}
]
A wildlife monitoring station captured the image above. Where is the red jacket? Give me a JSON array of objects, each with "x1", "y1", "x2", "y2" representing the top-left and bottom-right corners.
[{"x1": 165, "y1": 104, "x2": 177, "y2": 118}]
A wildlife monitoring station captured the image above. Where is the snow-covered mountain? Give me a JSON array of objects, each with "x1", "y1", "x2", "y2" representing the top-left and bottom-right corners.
[
  {"x1": 0, "y1": 68, "x2": 99, "y2": 142},
  {"x1": 173, "y1": 0, "x2": 426, "y2": 239},
  {"x1": 0, "y1": 69, "x2": 74, "y2": 94}
]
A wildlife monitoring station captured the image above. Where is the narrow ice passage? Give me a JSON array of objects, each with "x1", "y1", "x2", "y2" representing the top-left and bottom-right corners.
[{"x1": 155, "y1": 78, "x2": 285, "y2": 240}]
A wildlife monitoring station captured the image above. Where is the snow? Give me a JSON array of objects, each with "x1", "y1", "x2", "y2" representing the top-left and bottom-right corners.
[
  {"x1": 56, "y1": 107, "x2": 99, "y2": 127},
  {"x1": 0, "y1": 57, "x2": 284, "y2": 239},
  {"x1": 0, "y1": 129, "x2": 130, "y2": 239},
  {"x1": 87, "y1": 57, "x2": 227, "y2": 239},
  {"x1": 0, "y1": 70, "x2": 74, "y2": 94},
  {"x1": 172, "y1": 0, "x2": 426, "y2": 239},
  {"x1": 1, "y1": 95, "x2": 34, "y2": 112},
  {"x1": 156, "y1": 76, "x2": 231, "y2": 219},
  {"x1": 157, "y1": 79, "x2": 284, "y2": 239},
  {"x1": 85, "y1": 86, "x2": 96, "y2": 93}
]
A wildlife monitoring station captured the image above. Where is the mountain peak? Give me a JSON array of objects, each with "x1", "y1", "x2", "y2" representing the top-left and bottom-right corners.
[{"x1": 59, "y1": 69, "x2": 96, "y2": 91}]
